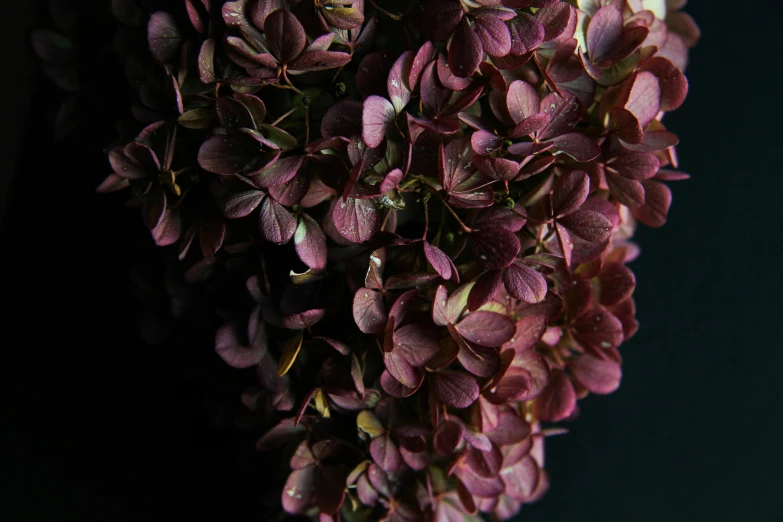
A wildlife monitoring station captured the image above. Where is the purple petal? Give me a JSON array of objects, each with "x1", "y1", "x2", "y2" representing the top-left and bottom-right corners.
[
  {"x1": 558, "y1": 209, "x2": 613, "y2": 242},
  {"x1": 550, "y1": 133, "x2": 601, "y2": 162},
  {"x1": 420, "y1": 61, "x2": 452, "y2": 114},
  {"x1": 606, "y1": 172, "x2": 645, "y2": 208},
  {"x1": 472, "y1": 227, "x2": 521, "y2": 270},
  {"x1": 264, "y1": 9, "x2": 305, "y2": 63},
  {"x1": 467, "y1": 270, "x2": 504, "y2": 311},
  {"x1": 503, "y1": 261, "x2": 547, "y2": 304},
  {"x1": 384, "y1": 351, "x2": 422, "y2": 389},
  {"x1": 148, "y1": 11, "x2": 182, "y2": 62},
  {"x1": 532, "y1": 371, "x2": 576, "y2": 422},
  {"x1": 473, "y1": 14, "x2": 511, "y2": 57},
  {"x1": 508, "y1": 13, "x2": 544, "y2": 55},
  {"x1": 448, "y1": 18, "x2": 483, "y2": 78},
  {"x1": 289, "y1": 50, "x2": 352, "y2": 72},
  {"x1": 352, "y1": 288, "x2": 386, "y2": 334},
  {"x1": 282, "y1": 467, "x2": 316, "y2": 514},
  {"x1": 388, "y1": 51, "x2": 414, "y2": 114},
  {"x1": 215, "y1": 322, "x2": 264, "y2": 368},
  {"x1": 223, "y1": 190, "x2": 265, "y2": 218},
  {"x1": 487, "y1": 410, "x2": 531, "y2": 445},
  {"x1": 586, "y1": 5, "x2": 623, "y2": 64},
  {"x1": 370, "y1": 435, "x2": 403, "y2": 472},
  {"x1": 633, "y1": 179, "x2": 671, "y2": 227},
  {"x1": 409, "y1": 41, "x2": 438, "y2": 89},
  {"x1": 394, "y1": 323, "x2": 440, "y2": 367},
  {"x1": 433, "y1": 420, "x2": 464, "y2": 456},
  {"x1": 571, "y1": 307, "x2": 624, "y2": 354},
  {"x1": 621, "y1": 71, "x2": 661, "y2": 128},
  {"x1": 332, "y1": 197, "x2": 379, "y2": 243},
  {"x1": 413, "y1": 0, "x2": 464, "y2": 41},
  {"x1": 551, "y1": 171, "x2": 590, "y2": 217},
  {"x1": 506, "y1": 80, "x2": 540, "y2": 124},
  {"x1": 434, "y1": 370, "x2": 480, "y2": 408},
  {"x1": 456, "y1": 311, "x2": 515, "y2": 347},
  {"x1": 538, "y1": 91, "x2": 583, "y2": 141},
  {"x1": 294, "y1": 214, "x2": 327, "y2": 270},
  {"x1": 151, "y1": 207, "x2": 181, "y2": 246},
  {"x1": 259, "y1": 195, "x2": 296, "y2": 244},
  {"x1": 197, "y1": 135, "x2": 255, "y2": 175},
  {"x1": 362, "y1": 95, "x2": 396, "y2": 149},
  {"x1": 568, "y1": 354, "x2": 622, "y2": 394},
  {"x1": 608, "y1": 152, "x2": 660, "y2": 180},
  {"x1": 424, "y1": 242, "x2": 454, "y2": 280}
]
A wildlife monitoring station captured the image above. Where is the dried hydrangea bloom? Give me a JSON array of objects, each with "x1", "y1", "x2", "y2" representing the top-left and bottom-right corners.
[{"x1": 85, "y1": 0, "x2": 700, "y2": 519}]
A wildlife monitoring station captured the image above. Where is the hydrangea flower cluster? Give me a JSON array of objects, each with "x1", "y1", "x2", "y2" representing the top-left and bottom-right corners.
[{"x1": 96, "y1": 0, "x2": 699, "y2": 520}]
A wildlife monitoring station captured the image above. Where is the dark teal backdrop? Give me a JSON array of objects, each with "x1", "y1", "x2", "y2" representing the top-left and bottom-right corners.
[{"x1": 1, "y1": 2, "x2": 781, "y2": 521}]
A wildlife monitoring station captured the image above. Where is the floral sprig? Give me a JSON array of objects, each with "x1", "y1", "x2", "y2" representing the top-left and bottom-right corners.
[{"x1": 93, "y1": 0, "x2": 699, "y2": 520}]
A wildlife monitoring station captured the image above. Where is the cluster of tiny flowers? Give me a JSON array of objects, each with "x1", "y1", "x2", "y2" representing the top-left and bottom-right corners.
[{"x1": 96, "y1": 0, "x2": 699, "y2": 520}]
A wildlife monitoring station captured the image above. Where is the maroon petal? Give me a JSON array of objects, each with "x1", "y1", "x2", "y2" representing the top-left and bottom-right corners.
[
  {"x1": 473, "y1": 14, "x2": 511, "y2": 57},
  {"x1": 621, "y1": 130, "x2": 679, "y2": 153},
  {"x1": 353, "y1": 288, "x2": 386, "y2": 334},
  {"x1": 568, "y1": 354, "x2": 622, "y2": 394},
  {"x1": 370, "y1": 435, "x2": 403, "y2": 472},
  {"x1": 281, "y1": 309, "x2": 326, "y2": 329},
  {"x1": 455, "y1": 311, "x2": 515, "y2": 347},
  {"x1": 571, "y1": 307, "x2": 624, "y2": 354},
  {"x1": 420, "y1": 61, "x2": 452, "y2": 115},
  {"x1": 504, "y1": 262, "x2": 547, "y2": 304},
  {"x1": 538, "y1": 91, "x2": 583, "y2": 141},
  {"x1": 558, "y1": 210, "x2": 613, "y2": 242},
  {"x1": 264, "y1": 9, "x2": 306, "y2": 63},
  {"x1": 457, "y1": 340, "x2": 500, "y2": 378},
  {"x1": 537, "y1": 1, "x2": 574, "y2": 42},
  {"x1": 464, "y1": 445, "x2": 503, "y2": 479},
  {"x1": 640, "y1": 56, "x2": 688, "y2": 112},
  {"x1": 454, "y1": 468, "x2": 505, "y2": 498},
  {"x1": 215, "y1": 322, "x2": 264, "y2": 368},
  {"x1": 290, "y1": 50, "x2": 353, "y2": 72},
  {"x1": 259, "y1": 195, "x2": 296, "y2": 244},
  {"x1": 505, "y1": 80, "x2": 540, "y2": 123},
  {"x1": 487, "y1": 410, "x2": 531, "y2": 445},
  {"x1": 434, "y1": 420, "x2": 464, "y2": 456},
  {"x1": 501, "y1": 456, "x2": 540, "y2": 502},
  {"x1": 508, "y1": 13, "x2": 544, "y2": 55},
  {"x1": 551, "y1": 170, "x2": 589, "y2": 217},
  {"x1": 470, "y1": 130, "x2": 503, "y2": 155},
  {"x1": 409, "y1": 41, "x2": 438, "y2": 89},
  {"x1": 388, "y1": 51, "x2": 414, "y2": 114},
  {"x1": 633, "y1": 179, "x2": 671, "y2": 227},
  {"x1": 223, "y1": 189, "x2": 265, "y2": 218},
  {"x1": 151, "y1": 207, "x2": 181, "y2": 246},
  {"x1": 472, "y1": 227, "x2": 521, "y2": 270},
  {"x1": 197, "y1": 135, "x2": 255, "y2": 175},
  {"x1": 621, "y1": 71, "x2": 661, "y2": 128},
  {"x1": 448, "y1": 18, "x2": 483, "y2": 78},
  {"x1": 332, "y1": 197, "x2": 379, "y2": 243},
  {"x1": 282, "y1": 466, "x2": 316, "y2": 514},
  {"x1": 606, "y1": 172, "x2": 645, "y2": 208},
  {"x1": 472, "y1": 156, "x2": 520, "y2": 182},
  {"x1": 609, "y1": 152, "x2": 660, "y2": 180},
  {"x1": 380, "y1": 370, "x2": 421, "y2": 398},
  {"x1": 148, "y1": 11, "x2": 182, "y2": 62},
  {"x1": 362, "y1": 95, "x2": 396, "y2": 149},
  {"x1": 533, "y1": 371, "x2": 576, "y2": 422},
  {"x1": 434, "y1": 370, "x2": 479, "y2": 408},
  {"x1": 413, "y1": 0, "x2": 464, "y2": 41},
  {"x1": 466, "y1": 270, "x2": 503, "y2": 312},
  {"x1": 550, "y1": 133, "x2": 601, "y2": 162},
  {"x1": 294, "y1": 214, "x2": 327, "y2": 270},
  {"x1": 586, "y1": 5, "x2": 623, "y2": 64},
  {"x1": 384, "y1": 351, "x2": 422, "y2": 389},
  {"x1": 424, "y1": 241, "x2": 455, "y2": 281},
  {"x1": 393, "y1": 324, "x2": 440, "y2": 367}
]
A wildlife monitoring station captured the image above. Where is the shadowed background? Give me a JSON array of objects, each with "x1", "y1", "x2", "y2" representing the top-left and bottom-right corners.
[{"x1": 1, "y1": 2, "x2": 781, "y2": 521}]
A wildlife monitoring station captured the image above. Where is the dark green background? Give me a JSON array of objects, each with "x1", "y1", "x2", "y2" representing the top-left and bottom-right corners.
[{"x1": 1, "y1": 2, "x2": 781, "y2": 521}]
